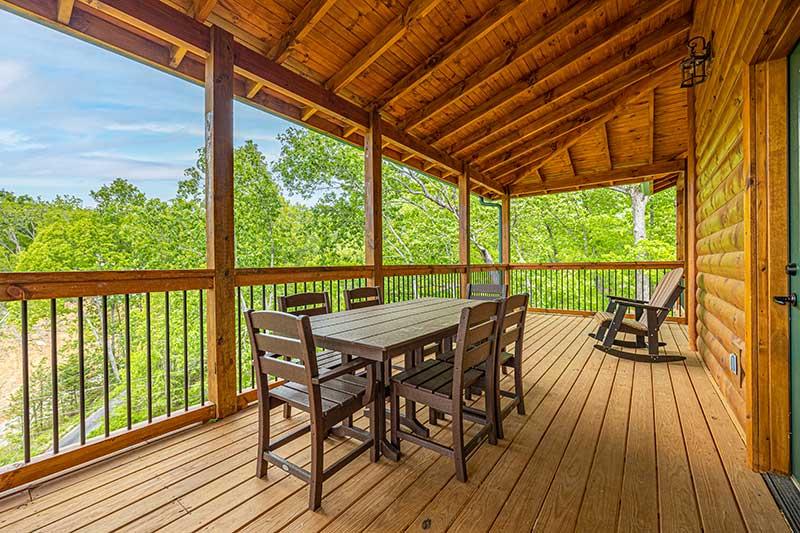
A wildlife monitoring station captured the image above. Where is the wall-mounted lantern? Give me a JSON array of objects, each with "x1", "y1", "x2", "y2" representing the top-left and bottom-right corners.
[{"x1": 680, "y1": 34, "x2": 713, "y2": 88}]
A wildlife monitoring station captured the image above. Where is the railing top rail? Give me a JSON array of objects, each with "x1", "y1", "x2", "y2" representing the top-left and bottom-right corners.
[
  {"x1": 234, "y1": 265, "x2": 374, "y2": 286},
  {"x1": 509, "y1": 261, "x2": 685, "y2": 270}
]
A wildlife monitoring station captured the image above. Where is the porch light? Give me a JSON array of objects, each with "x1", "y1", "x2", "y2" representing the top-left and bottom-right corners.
[{"x1": 680, "y1": 35, "x2": 713, "y2": 88}]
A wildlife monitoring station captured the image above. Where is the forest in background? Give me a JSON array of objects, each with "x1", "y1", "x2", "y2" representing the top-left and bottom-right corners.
[{"x1": 0, "y1": 128, "x2": 677, "y2": 466}]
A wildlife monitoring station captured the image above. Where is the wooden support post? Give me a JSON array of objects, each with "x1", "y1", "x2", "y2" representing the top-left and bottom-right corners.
[
  {"x1": 685, "y1": 88, "x2": 698, "y2": 353},
  {"x1": 501, "y1": 195, "x2": 511, "y2": 286},
  {"x1": 459, "y1": 167, "x2": 471, "y2": 297},
  {"x1": 675, "y1": 173, "x2": 685, "y2": 262},
  {"x1": 205, "y1": 26, "x2": 237, "y2": 419},
  {"x1": 365, "y1": 109, "x2": 383, "y2": 294}
]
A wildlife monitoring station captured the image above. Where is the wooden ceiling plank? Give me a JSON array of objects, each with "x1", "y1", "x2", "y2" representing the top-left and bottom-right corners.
[
  {"x1": 401, "y1": 0, "x2": 603, "y2": 131},
  {"x1": 326, "y1": 0, "x2": 445, "y2": 93},
  {"x1": 192, "y1": 0, "x2": 217, "y2": 23},
  {"x1": 269, "y1": 0, "x2": 337, "y2": 64},
  {"x1": 375, "y1": 0, "x2": 532, "y2": 109},
  {"x1": 510, "y1": 159, "x2": 685, "y2": 196},
  {"x1": 475, "y1": 45, "x2": 685, "y2": 169},
  {"x1": 505, "y1": 65, "x2": 678, "y2": 184},
  {"x1": 57, "y1": 0, "x2": 75, "y2": 24},
  {"x1": 438, "y1": 4, "x2": 688, "y2": 151}
]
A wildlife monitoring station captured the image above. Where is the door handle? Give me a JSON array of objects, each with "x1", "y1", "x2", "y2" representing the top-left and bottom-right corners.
[{"x1": 774, "y1": 293, "x2": 798, "y2": 306}]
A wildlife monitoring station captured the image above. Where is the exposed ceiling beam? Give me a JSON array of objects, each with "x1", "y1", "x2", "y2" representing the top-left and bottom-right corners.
[
  {"x1": 476, "y1": 46, "x2": 684, "y2": 173},
  {"x1": 192, "y1": 0, "x2": 216, "y2": 22},
  {"x1": 426, "y1": 0, "x2": 676, "y2": 145},
  {"x1": 245, "y1": 80, "x2": 263, "y2": 98},
  {"x1": 325, "y1": 0, "x2": 444, "y2": 92},
  {"x1": 505, "y1": 65, "x2": 678, "y2": 184},
  {"x1": 601, "y1": 123, "x2": 612, "y2": 170},
  {"x1": 510, "y1": 159, "x2": 686, "y2": 196},
  {"x1": 565, "y1": 149, "x2": 576, "y2": 177},
  {"x1": 269, "y1": 0, "x2": 337, "y2": 64},
  {"x1": 647, "y1": 89, "x2": 655, "y2": 164},
  {"x1": 374, "y1": 0, "x2": 532, "y2": 109},
  {"x1": 400, "y1": 0, "x2": 603, "y2": 131},
  {"x1": 444, "y1": 10, "x2": 691, "y2": 153},
  {"x1": 57, "y1": 0, "x2": 75, "y2": 24},
  {"x1": 168, "y1": 45, "x2": 188, "y2": 67}
]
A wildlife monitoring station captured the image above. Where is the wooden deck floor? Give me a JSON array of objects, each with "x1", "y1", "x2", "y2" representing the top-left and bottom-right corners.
[{"x1": 0, "y1": 314, "x2": 788, "y2": 532}]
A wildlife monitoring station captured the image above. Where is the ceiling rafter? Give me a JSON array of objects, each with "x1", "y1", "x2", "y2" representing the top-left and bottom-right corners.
[
  {"x1": 510, "y1": 159, "x2": 685, "y2": 196},
  {"x1": 601, "y1": 123, "x2": 613, "y2": 170},
  {"x1": 374, "y1": 0, "x2": 532, "y2": 110},
  {"x1": 433, "y1": 1, "x2": 686, "y2": 150},
  {"x1": 57, "y1": 0, "x2": 75, "y2": 24},
  {"x1": 191, "y1": 0, "x2": 216, "y2": 23},
  {"x1": 476, "y1": 46, "x2": 685, "y2": 174},
  {"x1": 400, "y1": 0, "x2": 603, "y2": 131},
  {"x1": 647, "y1": 89, "x2": 655, "y2": 164},
  {"x1": 269, "y1": 0, "x2": 337, "y2": 64},
  {"x1": 565, "y1": 149, "x2": 576, "y2": 176},
  {"x1": 505, "y1": 64, "x2": 678, "y2": 185},
  {"x1": 326, "y1": 0, "x2": 444, "y2": 93},
  {"x1": 168, "y1": 44, "x2": 188, "y2": 67}
]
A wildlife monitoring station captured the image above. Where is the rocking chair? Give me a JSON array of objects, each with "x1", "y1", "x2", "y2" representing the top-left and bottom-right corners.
[{"x1": 590, "y1": 268, "x2": 684, "y2": 361}]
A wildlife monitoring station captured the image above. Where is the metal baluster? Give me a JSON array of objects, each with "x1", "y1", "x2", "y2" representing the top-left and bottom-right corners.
[
  {"x1": 78, "y1": 297, "x2": 86, "y2": 444},
  {"x1": 125, "y1": 294, "x2": 132, "y2": 429},
  {"x1": 21, "y1": 301, "x2": 30, "y2": 463},
  {"x1": 165, "y1": 292, "x2": 171, "y2": 417},
  {"x1": 236, "y1": 286, "x2": 242, "y2": 393},
  {"x1": 199, "y1": 290, "x2": 205, "y2": 406},
  {"x1": 249, "y1": 285, "x2": 255, "y2": 388},
  {"x1": 102, "y1": 296, "x2": 110, "y2": 436},
  {"x1": 50, "y1": 299, "x2": 59, "y2": 454},
  {"x1": 183, "y1": 291, "x2": 189, "y2": 411},
  {"x1": 146, "y1": 293, "x2": 153, "y2": 423}
]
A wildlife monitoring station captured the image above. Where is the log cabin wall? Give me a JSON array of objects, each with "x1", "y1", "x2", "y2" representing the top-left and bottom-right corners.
[{"x1": 690, "y1": 1, "x2": 762, "y2": 431}]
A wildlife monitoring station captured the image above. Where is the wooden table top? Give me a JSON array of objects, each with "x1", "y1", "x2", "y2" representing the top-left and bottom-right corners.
[{"x1": 309, "y1": 297, "x2": 481, "y2": 361}]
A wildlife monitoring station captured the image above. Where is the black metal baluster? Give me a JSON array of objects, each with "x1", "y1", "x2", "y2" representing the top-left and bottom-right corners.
[
  {"x1": 21, "y1": 301, "x2": 30, "y2": 463},
  {"x1": 78, "y1": 297, "x2": 86, "y2": 445},
  {"x1": 165, "y1": 292, "x2": 171, "y2": 417},
  {"x1": 102, "y1": 296, "x2": 110, "y2": 437},
  {"x1": 146, "y1": 293, "x2": 153, "y2": 423},
  {"x1": 199, "y1": 290, "x2": 205, "y2": 406},
  {"x1": 125, "y1": 294, "x2": 132, "y2": 430},
  {"x1": 183, "y1": 290, "x2": 189, "y2": 411},
  {"x1": 50, "y1": 299, "x2": 59, "y2": 454},
  {"x1": 249, "y1": 285, "x2": 255, "y2": 388},
  {"x1": 236, "y1": 286, "x2": 242, "y2": 393}
]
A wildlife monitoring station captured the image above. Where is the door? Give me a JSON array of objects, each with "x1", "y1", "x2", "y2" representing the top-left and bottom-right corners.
[{"x1": 789, "y1": 41, "x2": 800, "y2": 481}]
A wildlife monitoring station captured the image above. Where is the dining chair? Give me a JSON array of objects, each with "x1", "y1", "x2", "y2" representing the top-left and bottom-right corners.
[
  {"x1": 278, "y1": 291, "x2": 349, "y2": 419},
  {"x1": 344, "y1": 286, "x2": 382, "y2": 309},
  {"x1": 467, "y1": 283, "x2": 508, "y2": 301},
  {"x1": 390, "y1": 300, "x2": 501, "y2": 482},
  {"x1": 465, "y1": 293, "x2": 529, "y2": 439},
  {"x1": 244, "y1": 309, "x2": 376, "y2": 511}
]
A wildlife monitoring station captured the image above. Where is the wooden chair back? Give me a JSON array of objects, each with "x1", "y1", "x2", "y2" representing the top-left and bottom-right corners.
[
  {"x1": 452, "y1": 301, "x2": 501, "y2": 395},
  {"x1": 467, "y1": 283, "x2": 508, "y2": 301},
  {"x1": 279, "y1": 292, "x2": 331, "y2": 317},
  {"x1": 639, "y1": 268, "x2": 684, "y2": 328},
  {"x1": 344, "y1": 286, "x2": 383, "y2": 310},
  {"x1": 497, "y1": 293, "x2": 529, "y2": 356},
  {"x1": 244, "y1": 309, "x2": 320, "y2": 384}
]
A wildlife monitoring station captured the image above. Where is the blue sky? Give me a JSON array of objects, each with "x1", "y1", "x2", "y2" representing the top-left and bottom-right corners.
[{"x1": 0, "y1": 8, "x2": 292, "y2": 203}]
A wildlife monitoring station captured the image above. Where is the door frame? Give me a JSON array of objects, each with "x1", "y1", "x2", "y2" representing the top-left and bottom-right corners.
[{"x1": 741, "y1": 3, "x2": 799, "y2": 473}]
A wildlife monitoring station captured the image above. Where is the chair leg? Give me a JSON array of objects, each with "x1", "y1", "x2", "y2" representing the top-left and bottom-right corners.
[
  {"x1": 390, "y1": 385, "x2": 401, "y2": 453},
  {"x1": 429, "y1": 406, "x2": 439, "y2": 425},
  {"x1": 308, "y1": 429, "x2": 324, "y2": 511},
  {"x1": 256, "y1": 398, "x2": 270, "y2": 478},
  {"x1": 514, "y1": 363, "x2": 525, "y2": 416},
  {"x1": 647, "y1": 330, "x2": 660, "y2": 358},
  {"x1": 452, "y1": 409, "x2": 467, "y2": 483},
  {"x1": 283, "y1": 403, "x2": 292, "y2": 419}
]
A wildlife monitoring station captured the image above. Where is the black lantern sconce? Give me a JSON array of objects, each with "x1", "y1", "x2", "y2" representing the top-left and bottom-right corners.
[{"x1": 680, "y1": 34, "x2": 713, "y2": 88}]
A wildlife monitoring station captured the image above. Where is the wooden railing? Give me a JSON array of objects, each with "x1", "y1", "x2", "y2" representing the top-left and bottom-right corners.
[{"x1": 0, "y1": 260, "x2": 684, "y2": 490}]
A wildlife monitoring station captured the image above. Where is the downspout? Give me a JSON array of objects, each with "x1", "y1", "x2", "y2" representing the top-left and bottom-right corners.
[{"x1": 478, "y1": 197, "x2": 502, "y2": 264}]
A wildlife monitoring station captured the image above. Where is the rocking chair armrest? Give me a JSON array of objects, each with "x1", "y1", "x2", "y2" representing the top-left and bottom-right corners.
[
  {"x1": 617, "y1": 300, "x2": 670, "y2": 313},
  {"x1": 312, "y1": 357, "x2": 372, "y2": 385},
  {"x1": 607, "y1": 295, "x2": 648, "y2": 305}
]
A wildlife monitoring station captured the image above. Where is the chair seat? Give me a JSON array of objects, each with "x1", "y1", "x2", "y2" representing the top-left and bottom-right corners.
[
  {"x1": 391, "y1": 359, "x2": 482, "y2": 399},
  {"x1": 436, "y1": 350, "x2": 513, "y2": 369},
  {"x1": 592, "y1": 311, "x2": 649, "y2": 334},
  {"x1": 271, "y1": 373, "x2": 368, "y2": 415}
]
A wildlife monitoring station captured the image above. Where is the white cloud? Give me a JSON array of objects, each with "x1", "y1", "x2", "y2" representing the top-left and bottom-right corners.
[
  {"x1": 104, "y1": 121, "x2": 204, "y2": 136},
  {"x1": 0, "y1": 60, "x2": 28, "y2": 96},
  {"x1": 0, "y1": 129, "x2": 46, "y2": 151}
]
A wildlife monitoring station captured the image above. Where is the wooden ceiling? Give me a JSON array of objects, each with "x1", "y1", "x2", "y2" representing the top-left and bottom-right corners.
[{"x1": 2, "y1": 0, "x2": 691, "y2": 197}]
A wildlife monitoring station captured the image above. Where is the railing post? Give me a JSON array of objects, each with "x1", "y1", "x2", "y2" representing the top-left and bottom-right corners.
[
  {"x1": 686, "y1": 88, "x2": 698, "y2": 352},
  {"x1": 365, "y1": 109, "x2": 383, "y2": 294},
  {"x1": 205, "y1": 25, "x2": 237, "y2": 419},
  {"x1": 501, "y1": 194, "x2": 511, "y2": 287},
  {"x1": 459, "y1": 166, "x2": 471, "y2": 297}
]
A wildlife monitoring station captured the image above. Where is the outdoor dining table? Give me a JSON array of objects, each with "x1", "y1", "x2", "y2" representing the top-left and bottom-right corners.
[{"x1": 309, "y1": 297, "x2": 482, "y2": 461}]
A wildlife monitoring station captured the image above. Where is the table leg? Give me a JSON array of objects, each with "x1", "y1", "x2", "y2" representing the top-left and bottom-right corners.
[{"x1": 374, "y1": 360, "x2": 400, "y2": 462}]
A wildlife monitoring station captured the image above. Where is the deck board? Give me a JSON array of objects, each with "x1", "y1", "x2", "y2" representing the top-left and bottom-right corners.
[{"x1": 0, "y1": 314, "x2": 788, "y2": 533}]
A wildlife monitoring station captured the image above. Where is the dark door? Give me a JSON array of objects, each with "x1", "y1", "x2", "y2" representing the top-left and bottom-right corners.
[{"x1": 789, "y1": 41, "x2": 800, "y2": 480}]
